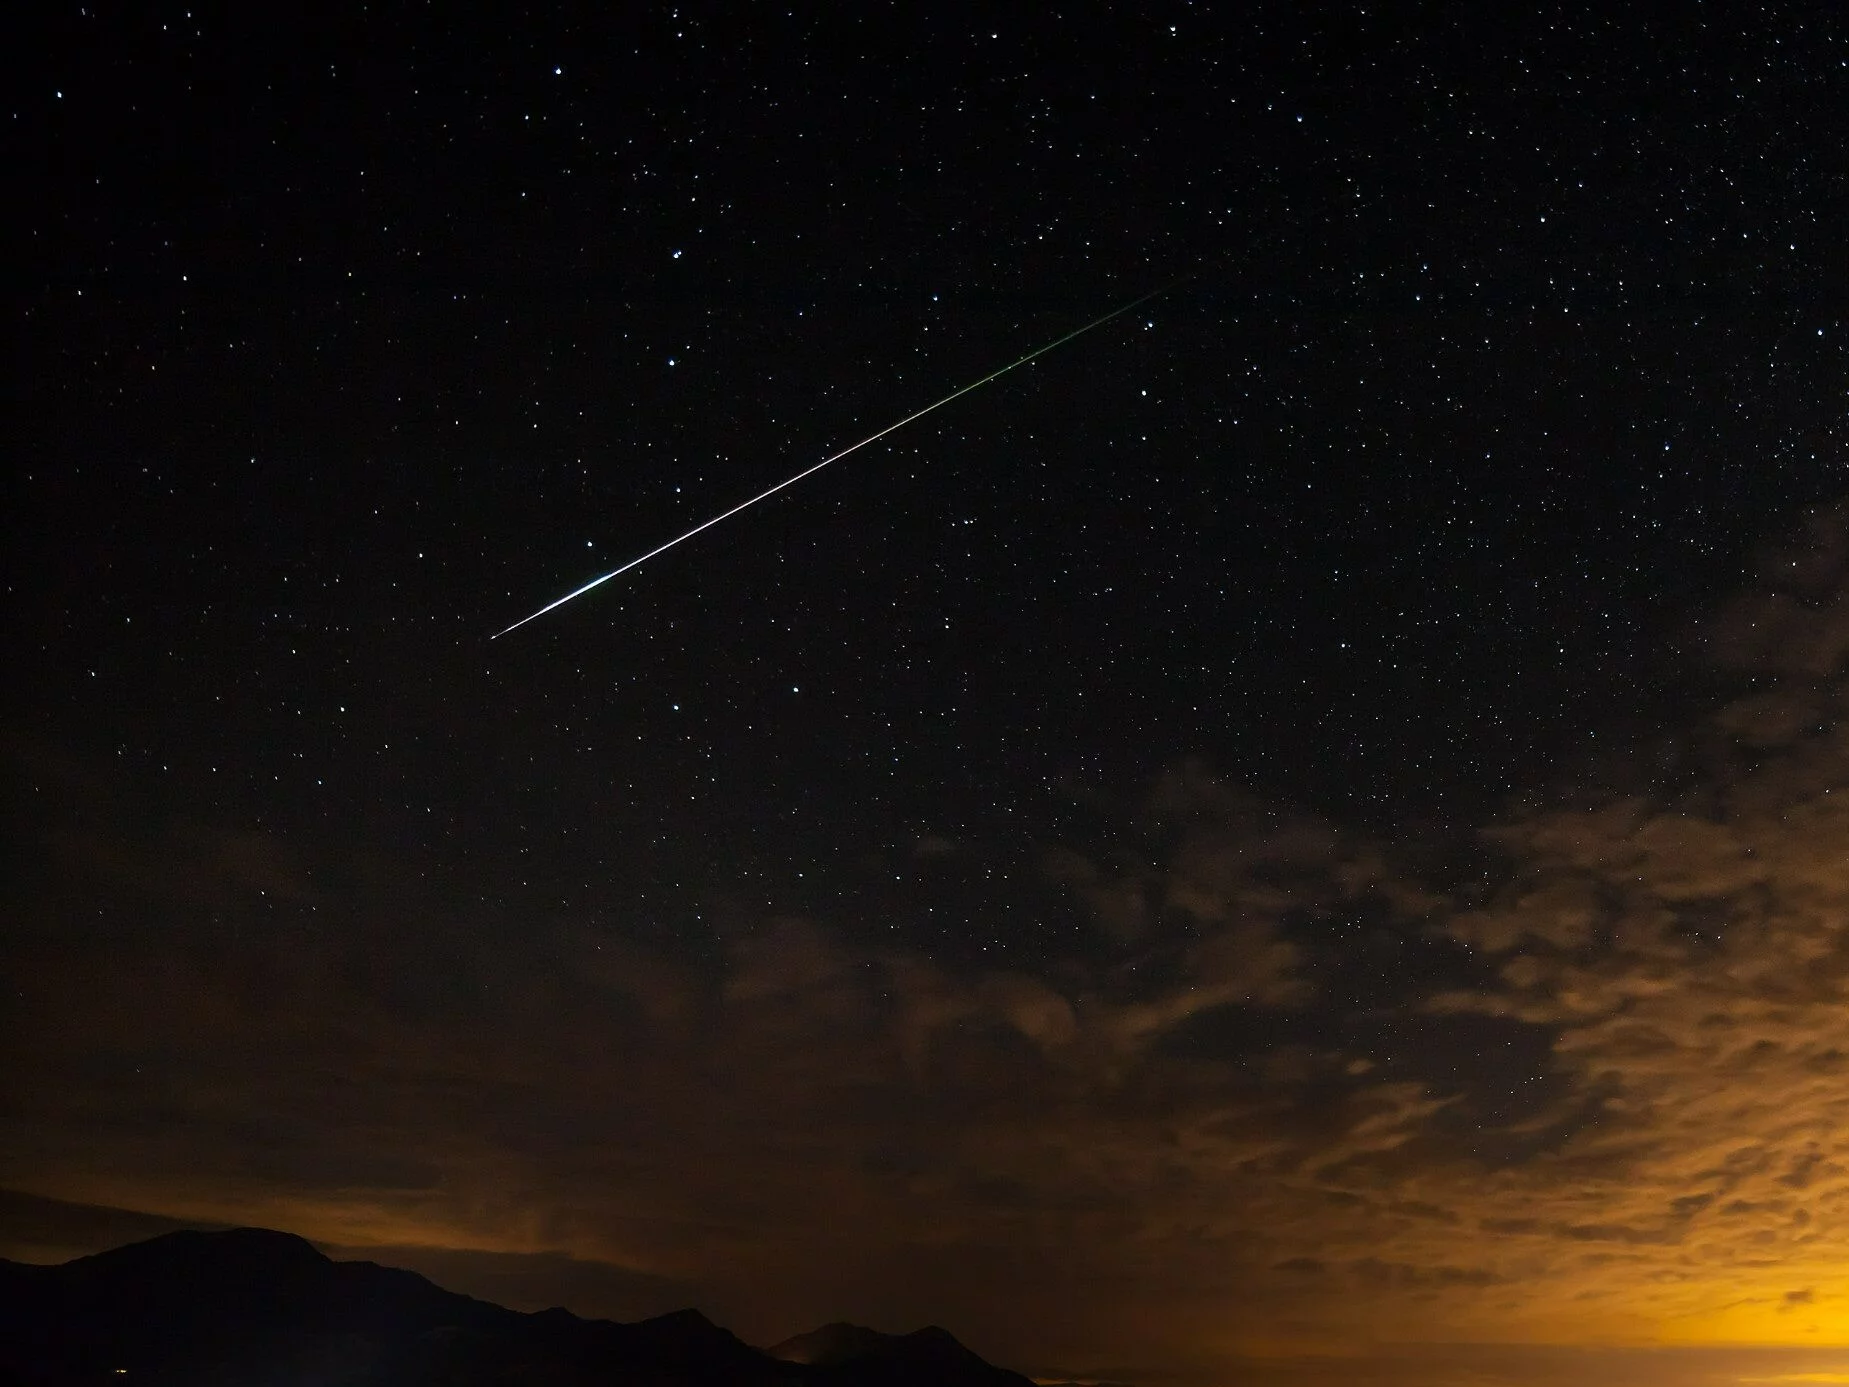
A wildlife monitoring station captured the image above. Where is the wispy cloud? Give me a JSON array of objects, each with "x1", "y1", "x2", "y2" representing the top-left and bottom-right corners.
[{"x1": 5, "y1": 503, "x2": 1848, "y2": 1383}]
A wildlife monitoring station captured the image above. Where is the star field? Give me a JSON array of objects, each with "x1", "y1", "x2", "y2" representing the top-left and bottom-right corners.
[{"x1": 9, "y1": 5, "x2": 1849, "y2": 1385}]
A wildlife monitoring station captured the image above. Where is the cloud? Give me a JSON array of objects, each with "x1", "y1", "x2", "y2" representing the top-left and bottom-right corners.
[{"x1": 7, "y1": 504, "x2": 1849, "y2": 1381}]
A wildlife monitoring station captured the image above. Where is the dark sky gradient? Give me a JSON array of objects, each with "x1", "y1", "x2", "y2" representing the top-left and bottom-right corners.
[{"x1": 8, "y1": 5, "x2": 1849, "y2": 1384}]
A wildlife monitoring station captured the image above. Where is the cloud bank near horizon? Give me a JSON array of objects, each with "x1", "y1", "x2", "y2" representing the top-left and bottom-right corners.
[{"x1": 6, "y1": 503, "x2": 1848, "y2": 1383}]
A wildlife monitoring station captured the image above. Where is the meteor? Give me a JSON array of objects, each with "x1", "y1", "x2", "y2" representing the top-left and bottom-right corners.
[{"x1": 491, "y1": 282, "x2": 1180, "y2": 640}]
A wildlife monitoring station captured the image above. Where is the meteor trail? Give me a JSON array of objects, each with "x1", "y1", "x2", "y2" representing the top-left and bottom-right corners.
[{"x1": 491, "y1": 282, "x2": 1180, "y2": 640}]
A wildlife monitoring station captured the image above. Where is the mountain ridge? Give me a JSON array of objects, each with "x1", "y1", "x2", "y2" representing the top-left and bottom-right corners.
[
  {"x1": 0, "y1": 1226, "x2": 1039, "y2": 1387},
  {"x1": 769, "y1": 1321, "x2": 1000, "y2": 1371}
]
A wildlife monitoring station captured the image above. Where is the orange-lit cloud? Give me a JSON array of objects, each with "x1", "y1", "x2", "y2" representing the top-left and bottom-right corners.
[{"x1": 5, "y1": 504, "x2": 1848, "y2": 1386}]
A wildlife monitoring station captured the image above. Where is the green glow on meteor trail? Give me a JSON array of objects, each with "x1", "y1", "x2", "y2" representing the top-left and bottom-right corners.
[{"x1": 490, "y1": 283, "x2": 1181, "y2": 640}]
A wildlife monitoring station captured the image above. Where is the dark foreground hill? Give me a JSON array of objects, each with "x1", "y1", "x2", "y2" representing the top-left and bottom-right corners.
[
  {"x1": 0, "y1": 1227, "x2": 1038, "y2": 1387},
  {"x1": 768, "y1": 1323, "x2": 1034, "y2": 1387}
]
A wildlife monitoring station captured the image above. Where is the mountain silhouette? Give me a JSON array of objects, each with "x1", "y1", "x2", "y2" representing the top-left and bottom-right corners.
[
  {"x1": 767, "y1": 1323, "x2": 1035, "y2": 1387},
  {"x1": 0, "y1": 1227, "x2": 1033, "y2": 1387}
]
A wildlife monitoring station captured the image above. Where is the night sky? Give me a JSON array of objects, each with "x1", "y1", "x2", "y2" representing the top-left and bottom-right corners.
[{"x1": 8, "y1": 5, "x2": 1849, "y2": 1385}]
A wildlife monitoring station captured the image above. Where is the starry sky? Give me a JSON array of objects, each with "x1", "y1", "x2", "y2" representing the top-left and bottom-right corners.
[{"x1": 7, "y1": 5, "x2": 1849, "y2": 1385}]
